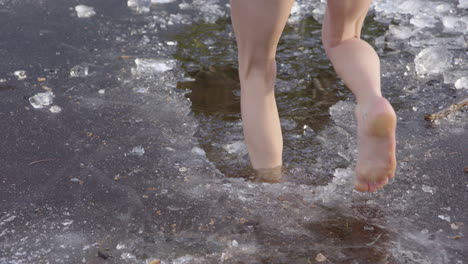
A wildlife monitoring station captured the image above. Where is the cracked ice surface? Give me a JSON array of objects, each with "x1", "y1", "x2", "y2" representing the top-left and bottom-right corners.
[{"x1": 0, "y1": 0, "x2": 467, "y2": 263}]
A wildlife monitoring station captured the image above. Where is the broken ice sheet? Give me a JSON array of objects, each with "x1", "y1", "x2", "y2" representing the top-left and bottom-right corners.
[
  {"x1": 75, "y1": 5, "x2": 96, "y2": 18},
  {"x1": 29, "y1": 91, "x2": 54, "y2": 109},
  {"x1": 133, "y1": 58, "x2": 175, "y2": 75},
  {"x1": 414, "y1": 46, "x2": 453, "y2": 76}
]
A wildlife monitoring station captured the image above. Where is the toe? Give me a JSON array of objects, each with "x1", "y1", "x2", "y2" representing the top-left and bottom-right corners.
[{"x1": 355, "y1": 181, "x2": 369, "y2": 192}]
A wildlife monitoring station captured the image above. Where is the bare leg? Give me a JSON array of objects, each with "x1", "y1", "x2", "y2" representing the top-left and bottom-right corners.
[
  {"x1": 230, "y1": 0, "x2": 294, "y2": 178},
  {"x1": 322, "y1": 0, "x2": 397, "y2": 192}
]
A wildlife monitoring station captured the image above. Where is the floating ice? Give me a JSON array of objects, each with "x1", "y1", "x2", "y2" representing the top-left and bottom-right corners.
[
  {"x1": 14, "y1": 70, "x2": 27, "y2": 80},
  {"x1": 130, "y1": 146, "x2": 145, "y2": 156},
  {"x1": 422, "y1": 185, "x2": 435, "y2": 194},
  {"x1": 133, "y1": 87, "x2": 149, "y2": 93},
  {"x1": 151, "y1": 0, "x2": 175, "y2": 3},
  {"x1": 414, "y1": 46, "x2": 453, "y2": 76},
  {"x1": 223, "y1": 141, "x2": 247, "y2": 155},
  {"x1": 192, "y1": 0, "x2": 226, "y2": 23},
  {"x1": 191, "y1": 147, "x2": 206, "y2": 156},
  {"x1": 454, "y1": 77, "x2": 468, "y2": 89},
  {"x1": 75, "y1": 5, "x2": 96, "y2": 18},
  {"x1": 133, "y1": 58, "x2": 175, "y2": 75},
  {"x1": 438, "y1": 215, "x2": 451, "y2": 222},
  {"x1": 49, "y1": 105, "x2": 62, "y2": 113},
  {"x1": 410, "y1": 15, "x2": 438, "y2": 28},
  {"x1": 29, "y1": 91, "x2": 54, "y2": 109},
  {"x1": 62, "y1": 220, "x2": 73, "y2": 226},
  {"x1": 116, "y1": 243, "x2": 125, "y2": 250},
  {"x1": 388, "y1": 25, "x2": 414, "y2": 40},
  {"x1": 127, "y1": 0, "x2": 151, "y2": 13},
  {"x1": 442, "y1": 16, "x2": 468, "y2": 33},
  {"x1": 459, "y1": 0, "x2": 468, "y2": 9},
  {"x1": 70, "y1": 65, "x2": 89, "y2": 77}
]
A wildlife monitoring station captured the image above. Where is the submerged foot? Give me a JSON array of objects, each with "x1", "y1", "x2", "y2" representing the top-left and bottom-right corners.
[{"x1": 354, "y1": 97, "x2": 396, "y2": 192}]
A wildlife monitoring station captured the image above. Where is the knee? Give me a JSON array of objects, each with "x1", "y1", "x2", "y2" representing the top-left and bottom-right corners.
[{"x1": 238, "y1": 54, "x2": 277, "y2": 85}]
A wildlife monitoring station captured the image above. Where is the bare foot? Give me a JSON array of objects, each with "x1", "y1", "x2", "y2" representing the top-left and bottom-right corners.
[
  {"x1": 251, "y1": 165, "x2": 283, "y2": 183},
  {"x1": 354, "y1": 97, "x2": 396, "y2": 192}
]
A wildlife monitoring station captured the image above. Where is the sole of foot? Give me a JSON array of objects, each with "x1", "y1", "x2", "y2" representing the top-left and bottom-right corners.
[{"x1": 354, "y1": 97, "x2": 397, "y2": 192}]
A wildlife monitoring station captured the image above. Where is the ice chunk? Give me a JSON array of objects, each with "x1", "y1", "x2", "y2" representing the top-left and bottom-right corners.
[
  {"x1": 127, "y1": 0, "x2": 151, "y2": 13},
  {"x1": 116, "y1": 243, "x2": 126, "y2": 250},
  {"x1": 130, "y1": 146, "x2": 145, "y2": 156},
  {"x1": 70, "y1": 65, "x2": 89, "y2": 77},
  {"x1": 454, "y1": 77, "x2": 468, "y2": 89},
  {"x1": 29, "y1": 91, "x2": 54, "y2": 109},
  {"x1": 191, "y1": 147, "x2": 206, "y2": 156},
  {"x1": 151, "y1": 0, "x2": 175, "y2": 3},
  {"x1": 459, "y1": 0, "x2": 468, "y2": 8},
  {"x1": 410, "y1": 15, "x2": 438, "y2": 28},
  {"x1": 133, "y1": 87, "x2": 149, "y2": 93},
  {"x1": 414, "y1": 46, "x2": 453, "y2": 76},
  {"x1": 438, "y1": 215, "x2": 451, "y2": 222},
  {"x1": 133, "y1": 58, "x2": 175, "y2": 75},
  {"x1": 75, "y1": 5, "x2": 96, "y2": 18},
  {"x1": 441, "y1": 16, "x2": 468, "y2": 32},
  {"x1": 223, "y1": 141, "x2": 247, "y2": 155},
  {"x1": 422, "y1": 185, "x2": 435, "y2": 194},
  {"x1": 388, "y1": 25, "x2": 414, "y2": 39},
  {"x1": 49, "y1": 105, "x2": 62, "y2": 113},
  {"x1": 14, "y1": 70, "x2": 27, "y2": 80}
]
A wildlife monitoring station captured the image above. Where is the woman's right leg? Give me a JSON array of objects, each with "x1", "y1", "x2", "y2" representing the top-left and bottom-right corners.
[
  {"x1": 322, "y1": 0, "x2": 397, "y2": 192},
  {"x1": 230, "y1": 0, "x2": 294, "y2": 179}
]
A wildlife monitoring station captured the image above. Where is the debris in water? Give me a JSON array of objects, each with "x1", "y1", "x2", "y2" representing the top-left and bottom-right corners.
[
  {"x1": 424, "y1": 96, "x2": 468, "y2": 121},
  {"x1": 97, "y1": 249, "x2": 110, "y2": 259},
  {"x1": 14, "y1": 70, "x2": 27, "y2": 80},
  {"x1": 37, "y1": 77, "x2": 46, "y2": 82},
  {"x1": 464, "y1": 167, "x2": 468, "y2": 173},
  {"x1": 147, "y1": 259, "x2": 161, "y2": 264},
  {"x1": 450, "y1": 222, "x2": 463, "y2": 230},
  {"x1": 315, "y1": 253, "x2": 327, "y2": 262},
  {"x1": 98, "y1": 89, "x2": 105, "y2": 95},
  {"x1": 29, "y1": 91, "x2": 54, "y2": 109},
  {"x1": 49, "y1": 105, "x2": 62, "y2": 113},
  {"x1": 70, "y1": 65, "x2": 89, "y2": 77},
  {"x1": 75, "y1": 5, "x2": 96, "y2": 18}
]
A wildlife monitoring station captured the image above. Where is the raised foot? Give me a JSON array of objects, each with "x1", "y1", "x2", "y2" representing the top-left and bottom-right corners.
[{"x1": 354, "y1": 97, "x2": 397, "y2": 192}]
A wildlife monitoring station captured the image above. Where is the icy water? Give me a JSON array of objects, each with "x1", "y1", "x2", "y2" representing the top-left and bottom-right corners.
[{"x1": 0, "y1": 0, "x2": 467, "y2": 263}]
